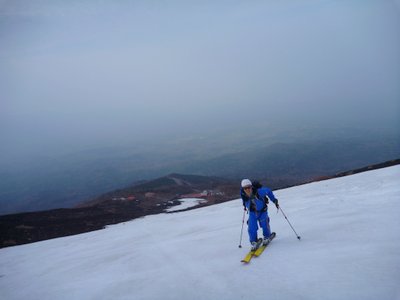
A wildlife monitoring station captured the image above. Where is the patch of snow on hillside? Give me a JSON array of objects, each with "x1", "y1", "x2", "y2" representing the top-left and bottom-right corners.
[{"x1": 165, "y1": 198, "x2": 207, "y2": 212}]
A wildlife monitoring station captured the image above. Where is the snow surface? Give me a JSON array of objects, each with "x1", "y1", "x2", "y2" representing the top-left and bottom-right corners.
[{"x1": 1, "y1": 166, "x2": 399, "y2": 300}]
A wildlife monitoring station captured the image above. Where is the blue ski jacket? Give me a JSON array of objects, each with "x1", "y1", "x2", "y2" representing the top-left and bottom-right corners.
[{"x1": 241, "y1": 186, "x2": 278, "y2": 212}]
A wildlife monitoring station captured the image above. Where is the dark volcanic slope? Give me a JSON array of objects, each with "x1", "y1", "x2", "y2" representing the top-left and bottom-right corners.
[
  {"x1": 0, "y1": 174, "x2": 237, "y2": 248},
  {"x1": 0, "y1": 202, "x2": 147, "y2": 248}
]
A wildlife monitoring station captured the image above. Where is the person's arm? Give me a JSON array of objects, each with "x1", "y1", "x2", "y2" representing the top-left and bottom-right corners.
[{"x1": 259, "y1": 187, "x2": 279, "y2": 209}]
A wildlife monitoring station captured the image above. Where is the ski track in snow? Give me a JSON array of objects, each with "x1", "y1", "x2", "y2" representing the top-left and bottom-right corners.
[{"x1": 0, "y1": 166, "x2": 399, "y2": 300}]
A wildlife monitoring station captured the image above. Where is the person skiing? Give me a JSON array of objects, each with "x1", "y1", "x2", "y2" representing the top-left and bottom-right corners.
[{"x1": 240, "y1": 179, "x2": 279, "y2": 251}]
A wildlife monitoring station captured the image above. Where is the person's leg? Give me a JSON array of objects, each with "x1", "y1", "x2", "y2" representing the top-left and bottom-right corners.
[
  {"x1": 247, "y1": 212, "x2": 259, "y2": 243},
  {"x1": 258, "y1": 211, "x2": 271, "y2": 239}
]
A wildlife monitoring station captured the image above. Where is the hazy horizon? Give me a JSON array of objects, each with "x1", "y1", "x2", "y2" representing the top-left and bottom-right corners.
[{"x1": 1, "y1": 0, "x2": 399, "y2": 163}]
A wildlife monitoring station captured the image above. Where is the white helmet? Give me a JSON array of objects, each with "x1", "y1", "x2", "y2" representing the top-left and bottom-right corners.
[{"x1": 241, "y1": 179, "x2": 252, "y2": 188}]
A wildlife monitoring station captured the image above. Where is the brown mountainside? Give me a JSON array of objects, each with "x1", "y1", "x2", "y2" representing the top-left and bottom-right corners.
[{"x1": 0, "y1": 174, "x2": 237, "y2": 248}]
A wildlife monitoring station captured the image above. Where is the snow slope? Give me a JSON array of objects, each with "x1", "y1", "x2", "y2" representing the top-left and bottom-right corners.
[{"x1": 1, "y1": 166, "x2": 399, "y2": 300}]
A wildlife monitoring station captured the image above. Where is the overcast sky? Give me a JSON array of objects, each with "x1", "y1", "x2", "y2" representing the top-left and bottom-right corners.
[{"x1": 1, "y1": 0, "x2": 399, "y2": 159}]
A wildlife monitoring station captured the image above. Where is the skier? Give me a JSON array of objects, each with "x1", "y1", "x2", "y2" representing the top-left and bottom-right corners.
[{"x1": 240, "y1": 179, "x2": 279, "y2": 251}]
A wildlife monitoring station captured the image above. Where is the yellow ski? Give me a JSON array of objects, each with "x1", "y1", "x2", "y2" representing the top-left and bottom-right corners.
[
  {"x1": 241, "y1": 238, "x2": 262, "y2": 263},
  {"x1": 241, "y1": 251, "x2": 255, "y2": 263},
  {"x1": 254, "y1": 232, "x2": 276, "y2": 257},
  {"x1": 254, "y1": 244, "x2": 266, "y2": 256}
]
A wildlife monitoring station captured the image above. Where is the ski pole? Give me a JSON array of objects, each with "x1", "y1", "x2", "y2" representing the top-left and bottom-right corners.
[
  {"x1": 279, "y1": 206, "x2": 301, "y2": 240},
  {"x1": 238, "y1": 209, "x2": 246, "y2": 248}
]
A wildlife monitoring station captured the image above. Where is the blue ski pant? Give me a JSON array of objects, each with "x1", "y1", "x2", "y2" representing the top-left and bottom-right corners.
[{"x1": 248, "y1": 211, "x2": 271, "y2": 243}]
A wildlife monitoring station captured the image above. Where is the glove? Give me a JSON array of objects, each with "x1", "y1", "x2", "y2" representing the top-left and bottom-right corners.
[
  {"x1": 274, "y1": 199, "x2": 279, "y2": 209},
  {"x1": 243, "y1": 206, "x2": 247, "y2": 211}
]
